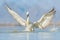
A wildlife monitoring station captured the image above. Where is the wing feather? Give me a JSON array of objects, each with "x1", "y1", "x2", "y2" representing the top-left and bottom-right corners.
[
  {"x1": 33, "y1": 8, "x2": 56, "y2": 29},
  {"x1": 6, "y1": 6, "x2": 26, "y2": 26}
]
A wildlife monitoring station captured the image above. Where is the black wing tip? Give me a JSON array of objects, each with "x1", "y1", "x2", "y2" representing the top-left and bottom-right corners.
[
  {"x1": 49, "y1": 8, "x2": 56, "y2": 13},
  {"x1": 48, "y1": 8, "x2": 56, "y2": 15},
  {"x1": 5, "y1": 3, "x2": 12, "y2": 10}
]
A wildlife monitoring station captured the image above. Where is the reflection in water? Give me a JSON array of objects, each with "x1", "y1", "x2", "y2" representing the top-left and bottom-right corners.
[
  {"x1": 0, "y1": 32, "x2": 60, "y2": 40},
  {"x1": 38, "y1": 32, "x2": 52, "y2": 40},
  {"x1": 0, "y1": 26, "x2": 60, "y2": 40}
]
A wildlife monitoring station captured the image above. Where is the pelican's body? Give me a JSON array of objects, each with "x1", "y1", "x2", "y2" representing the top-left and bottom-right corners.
[
  {"x1": 25, "y1": 12, "x2": 33, "y2": 31},
  {"x1": 6, "y1": 5, "x2": 56, "y2": 32}
]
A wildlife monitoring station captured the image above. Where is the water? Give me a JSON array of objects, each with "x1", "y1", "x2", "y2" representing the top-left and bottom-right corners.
[
  {"x1": 0, "y1": 26, "x2": 60, "y2": 40},
  {"x1": 0, "y1": 32, "x2": 60, "y2": 40}
]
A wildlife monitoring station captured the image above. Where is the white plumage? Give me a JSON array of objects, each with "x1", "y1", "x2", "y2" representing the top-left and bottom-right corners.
[{"x1": 6, "y1": 5, "x2": 56, "y2": 32}]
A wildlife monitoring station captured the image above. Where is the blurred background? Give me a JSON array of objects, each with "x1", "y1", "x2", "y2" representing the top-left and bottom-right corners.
[{"x1": 0, "y1": 0, "x2": 60, "y2": 40}]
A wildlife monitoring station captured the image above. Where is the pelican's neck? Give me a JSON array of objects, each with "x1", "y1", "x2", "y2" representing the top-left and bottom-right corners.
[
  {"x1": 25, "y1": 12, "x2": 34, "y2": 31},
  {"x1": 26, "y1": 11, "x2": 30, "y2": 25}
]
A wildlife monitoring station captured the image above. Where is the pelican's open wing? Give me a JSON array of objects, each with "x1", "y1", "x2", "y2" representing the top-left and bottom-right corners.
[
  {"x1": 6, "y1": 6, "x2": 26, "y2": 26},
  {"x1": 33, "y1": 8, "x2": 56, "y2": 29}
]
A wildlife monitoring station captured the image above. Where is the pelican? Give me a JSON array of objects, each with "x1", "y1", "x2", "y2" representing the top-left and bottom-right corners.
[{"x1": 5, "y1": 5, "x2": 56, "y2": 32}]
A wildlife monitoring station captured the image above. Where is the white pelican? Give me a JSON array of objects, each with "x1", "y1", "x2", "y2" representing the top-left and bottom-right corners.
[{"x1": 5, "y1": 5, "x2": 56, "y2": 31}]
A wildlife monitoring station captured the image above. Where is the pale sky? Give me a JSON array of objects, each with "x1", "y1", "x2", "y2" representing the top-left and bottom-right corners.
[{"x1": 0, "y1": 0, "x2": 60, "y2": 23}]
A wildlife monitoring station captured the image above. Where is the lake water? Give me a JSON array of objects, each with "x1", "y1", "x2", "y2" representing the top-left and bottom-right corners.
[
  {"x1": 0, "y1": 32, "x2": 60, "y2": 40},
  {"x1": 0, "y1": 26, "x2": 60, "y2": 40}
]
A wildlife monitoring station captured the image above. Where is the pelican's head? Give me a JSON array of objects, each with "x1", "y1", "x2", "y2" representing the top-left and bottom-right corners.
[{"x1": 26, "y1": 11, "x2": 29, "y2": 18}]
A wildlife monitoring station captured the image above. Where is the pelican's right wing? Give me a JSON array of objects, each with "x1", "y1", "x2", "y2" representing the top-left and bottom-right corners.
[
  {"x1": 33, "y1": 8, "x2": 56, "y2": 29},
  {"x1": 6, "y1": 6, "x2": 26, "y2": 26}
]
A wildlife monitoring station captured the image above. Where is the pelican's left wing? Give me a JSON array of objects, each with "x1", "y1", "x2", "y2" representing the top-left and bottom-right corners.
[
  {"x1": 33, "y1": 8, "x2": 56, "y2": 29},
  {"x1": 6, "y1": 6, "x2": 26, "y2": 26}
]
